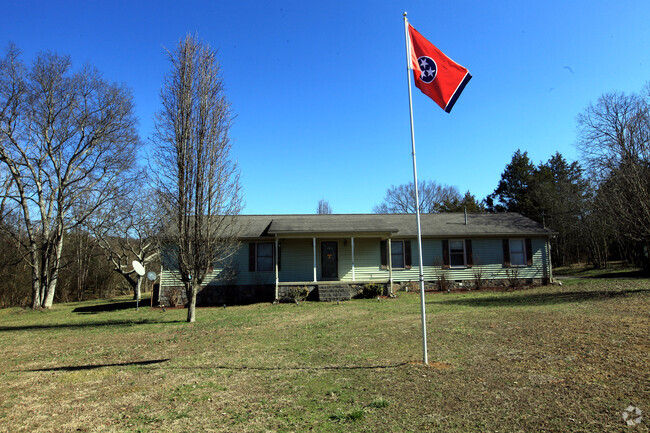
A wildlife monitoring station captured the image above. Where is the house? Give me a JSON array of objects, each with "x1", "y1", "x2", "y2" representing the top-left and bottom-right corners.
[{"x1": 158, "y1": 213, "x2": 554, "y2": 306}]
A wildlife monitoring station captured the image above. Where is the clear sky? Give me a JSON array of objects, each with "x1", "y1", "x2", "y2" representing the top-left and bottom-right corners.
[{"x1": 2, "y1": 0, "x2": 649, "y2": 214}]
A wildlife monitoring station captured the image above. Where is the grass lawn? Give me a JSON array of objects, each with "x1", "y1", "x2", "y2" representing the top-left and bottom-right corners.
[
  {"x1": 0, "y1": 279, "x2": 648, "y2": 432},
  {"x1": 554, "y1": 261, "x2": 646, "y2": 278}
]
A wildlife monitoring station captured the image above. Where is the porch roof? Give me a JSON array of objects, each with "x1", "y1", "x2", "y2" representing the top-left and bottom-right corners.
[{"x1": 267, "y1": 215, "x2": 399, "y2": 235}]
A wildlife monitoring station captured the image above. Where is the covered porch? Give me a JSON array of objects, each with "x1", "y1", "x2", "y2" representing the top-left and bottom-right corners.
[{"x1": 263, "y1": 215, "x2": 403, "y2": 300}]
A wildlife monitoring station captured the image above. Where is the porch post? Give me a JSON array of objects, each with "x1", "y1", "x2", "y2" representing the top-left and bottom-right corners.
[
  {"x1": 351, "y1": 237, "x2": 355, "y2": 281},
  {"x1": 388, "y1": 237, "x2": 393, "y2": 293},
  {"x1": 313, "y1": 237, "x2": 317, "y2": 282},
  {"x1": 158, "y1": 262, "x2": 164, "y2": 305},
  {"x1": 274, "y1": 235, "x2": 279, "y2": 301},
  {"x1": 547, "y1": 237, "x2": 553, "y2": 282}
]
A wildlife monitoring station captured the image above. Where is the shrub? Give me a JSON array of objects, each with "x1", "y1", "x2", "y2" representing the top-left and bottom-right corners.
[
  {"x1": 360, "y1": 283, "x2": 383, "y2": 298},
  {"x1": 436, "y1": 273, "x2": 450, "y2": 292},
  {"x1": 505, "y1": 267, "x2": 521, "y2": 291},
  {"x1": 167, "y1": 287, "x2": 182, "y2": 307},
  {"x1": 286, "y1": 286, "x2": 309, "y2": 303},
  {"x1": 473, "y1": 268, "x2": 485, "y2": 290}
]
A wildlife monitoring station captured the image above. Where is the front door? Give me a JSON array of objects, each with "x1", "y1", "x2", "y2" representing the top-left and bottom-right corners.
[{"x1": 321, "y1": 242, "x2": 338, "y2": 280}]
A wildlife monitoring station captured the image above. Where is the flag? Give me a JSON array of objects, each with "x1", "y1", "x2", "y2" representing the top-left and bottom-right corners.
[{"x1": 408, "y1": 24, "x2": 471, "y2": 113}]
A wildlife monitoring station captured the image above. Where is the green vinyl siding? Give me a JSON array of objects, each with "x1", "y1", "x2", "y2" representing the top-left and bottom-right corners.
[
  {"x1": 279, "y1": 239, "x2": 314, "y2": 281},
  {"x1": 160, "y1": 236, "x2": 551, "y2": 289},
  {"x1": 343, "y1": 237, "x2": 548, "y2": 282},
  {"x1": 343, "y1": 238, "x2": 383, "y2": 281}
]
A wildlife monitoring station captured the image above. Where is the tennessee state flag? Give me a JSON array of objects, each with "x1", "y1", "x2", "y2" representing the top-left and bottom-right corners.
[{"x1": 408, "y1": 24, "x2": 471, "y2": 113}]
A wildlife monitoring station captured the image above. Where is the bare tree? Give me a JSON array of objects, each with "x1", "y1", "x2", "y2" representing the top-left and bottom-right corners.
[
  {"x1": 373, "y1": 180, "x2": 462, "y2": 213},
  {"x1": 151, "y1": 35, "x2": 242, "y2": 323},
  {"x1": 577, "y1": 85, "x2": 650, "y2": 265},
  {"x1": 90, "y1": 188, "x2": 161, "y2": 302},
  {"x1": 317, "y1": 199, "x2": 332, "y2": 214},
  {"x1": 0, "y1": 44, "x2": 139, "y2": 308}
]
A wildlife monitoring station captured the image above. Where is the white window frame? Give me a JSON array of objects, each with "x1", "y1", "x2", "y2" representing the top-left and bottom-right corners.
[
  {"x1": 509, "y1": 238, "x2": 526, "y2": 267},
  {"x1": 255, "y1": 242, "x2": 274, "y2": 272},
  {"x1": 449, "y1": 239, "x2": 467, "y2": 268}
]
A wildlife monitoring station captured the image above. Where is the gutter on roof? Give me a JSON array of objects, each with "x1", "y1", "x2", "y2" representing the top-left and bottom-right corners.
[{"x1": 267, "y1": 229, "x2": 400, "y2": 235}]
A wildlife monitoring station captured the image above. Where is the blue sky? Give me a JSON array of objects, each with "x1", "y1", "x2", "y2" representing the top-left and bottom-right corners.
[{"x1": 2, "y1": 0, "x2": 649, "y2": 214}]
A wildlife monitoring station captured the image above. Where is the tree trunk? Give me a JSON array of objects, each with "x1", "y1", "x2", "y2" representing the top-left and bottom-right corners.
[
  {"x1": 135, "y1": 276, "x2": 142, "y2": 301},
  {"x1": 31, "y1": 269, "x2": 41, "y2": 309},
  {"x1": 186, "y1": 281, "x2": 198, "y2": 323},
  {"x1": 29, "y1": 242, "x2": 42, "y2": 308},
  {"x1": 42, "y1": 233, "x2": 64, "y2": 309}
]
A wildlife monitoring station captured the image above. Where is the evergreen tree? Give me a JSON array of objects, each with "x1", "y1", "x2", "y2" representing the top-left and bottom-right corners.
[{"x1": 486, "y1": 150, "x2": 536, "y2": 216}]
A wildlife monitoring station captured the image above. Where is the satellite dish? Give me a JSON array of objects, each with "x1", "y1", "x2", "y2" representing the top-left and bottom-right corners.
[
  {"x1": 132, "y1": 260, "x2": 145, "y2": 276},
  {"x1": 146, "y1": 271, "x2": 157, "y2": 282}
]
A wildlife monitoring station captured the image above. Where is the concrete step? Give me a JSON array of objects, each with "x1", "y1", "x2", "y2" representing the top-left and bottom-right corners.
[{"x1": 318, "y1": 285, "x2": 352, "y2": 302}]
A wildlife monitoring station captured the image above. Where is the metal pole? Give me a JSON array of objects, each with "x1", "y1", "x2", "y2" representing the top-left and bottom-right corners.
[
  {"x1": 403, "y1": 12, "x2": 428, "y2": 365},
  {"x1": 388, "y1": 237, "x2": 393, "y2": 292},
  {"x1": 275, "y1": 235, "x2": 279, "y2": 301}
]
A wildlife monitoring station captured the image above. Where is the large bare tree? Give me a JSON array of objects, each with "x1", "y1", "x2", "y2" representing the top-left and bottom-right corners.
[
  {"x1": 577, "y1": 85, "x2": 650, "y2": 264},
  {"x1": 152, "y1": 35, "x2": 242, "y2": 323},
  {"x1": 0, "y1": 44, "x2": 139, "y2": 308},
  {"x1": 373, "y1": 180, "x2": 463, "y2": 213}
]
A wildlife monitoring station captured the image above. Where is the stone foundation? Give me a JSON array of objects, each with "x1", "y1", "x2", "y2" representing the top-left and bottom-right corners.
[
  {"x1": 160, "y1": 277, "x2": 547, "y2": 307},
  {"x1": 395, "y1": 278, "x2": 546, "y2": 292},
  {"x1": 159, "y1": 284, "x2": 275, "y2": 307}
]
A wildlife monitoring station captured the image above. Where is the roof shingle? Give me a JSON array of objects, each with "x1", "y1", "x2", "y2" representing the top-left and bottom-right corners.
[{"x1": 235, "y1": 213, "x2": 553, "y2": 238}]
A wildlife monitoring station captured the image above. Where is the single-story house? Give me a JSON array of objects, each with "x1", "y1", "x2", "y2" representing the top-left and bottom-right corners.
[{"x1": 158, "y1": 212, "x2": 554, "y2": 306}]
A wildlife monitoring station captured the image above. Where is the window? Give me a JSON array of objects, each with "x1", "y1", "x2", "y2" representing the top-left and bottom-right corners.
[
  {"x1": 449, "y1": 240, "x2": 466, "y2": 267},
  {"x1": 391, "y1": 241, "x2": 405, "y2": 268},
  {"x1": 249, "y1": 242, "x2": 274, "y2": 272},
  {"x1": 442, "y1": 239, "x2": 473, "y2": 268},
  {"x1": 509, "y1": 239, "x2": 526, "y2": 266},
  {"x1": 380, "y1": 240, "x2": 412, "y2": 269},
  {"x1": 257, "y1": 243, "x2": 273, "y2": 271}
]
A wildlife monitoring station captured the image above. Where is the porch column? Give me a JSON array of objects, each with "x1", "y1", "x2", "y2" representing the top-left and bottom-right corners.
[
  {"x1": 313, "y1": 237, "x2": 317, "y2": 282},
  {"x1": 158, "y1": 262, "x2": 164, "y2": 305},
  {"x1": 274, "y1": 235, "x2": 279, "y2": 301},
  {"x1": 388, "y1": 237, "x2": 393, "y2": 294},
  {"x1": 547, "y1": 237, "x2": 553, "y2": 282},
  {"x1": 351, "y1": 237, "x2": 355, "y2": 281}
]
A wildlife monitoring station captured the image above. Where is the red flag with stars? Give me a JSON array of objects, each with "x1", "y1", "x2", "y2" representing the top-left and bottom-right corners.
[{"x1": 408, "y1": 24, "x2": 471, "y2": 113}]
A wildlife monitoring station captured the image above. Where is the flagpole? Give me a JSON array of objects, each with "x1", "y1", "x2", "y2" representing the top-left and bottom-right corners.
[{"x1": 403, "y1": 12, "x2": 428, "y2": 365}]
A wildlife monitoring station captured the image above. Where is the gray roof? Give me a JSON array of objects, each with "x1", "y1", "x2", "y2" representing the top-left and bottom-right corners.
[{"x1": 236, "y1": 213, "x2": 553, "y2": 238}]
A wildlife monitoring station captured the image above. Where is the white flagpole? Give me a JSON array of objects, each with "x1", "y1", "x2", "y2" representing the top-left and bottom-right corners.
[{"x1": 403, "y1": 12, "x2": 428, "y2": 365}]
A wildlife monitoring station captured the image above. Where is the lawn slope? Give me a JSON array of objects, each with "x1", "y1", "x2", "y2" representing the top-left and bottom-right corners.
[{"x1": 0, "y1": 279, "x2": 648, "y2": 432}]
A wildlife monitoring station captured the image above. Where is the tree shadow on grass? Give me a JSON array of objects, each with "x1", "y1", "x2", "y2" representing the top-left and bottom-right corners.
[
  {"x1": 168, "y1": 362, "x2": 411, "y2": 372},
  {"x1": 72, "y1": 298, "x2": 152, "y2": 314},
  {"x1": 0, "y1": 318, "x2": 183, "y2": 332},
  {"x1": 21, "y1": 359, "x2": 170, "y2": 372},
  {"x1": 18, "y1": 360, "x2": 411, "y2": 374},
  {"x1": 587, "y1": 270, "x2": 649, "y2": 279},
  {"x1": 429, "y1": 288, "x2": 650, "y2": 308}
]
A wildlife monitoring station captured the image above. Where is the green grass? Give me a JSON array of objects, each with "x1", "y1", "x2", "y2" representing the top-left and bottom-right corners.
[
  {"x1": 554, "y1": 261, "x2": 646, "y2": 278},
  {"x1": 0, "y1": 279, "x2": 648, "y2": 432}
]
